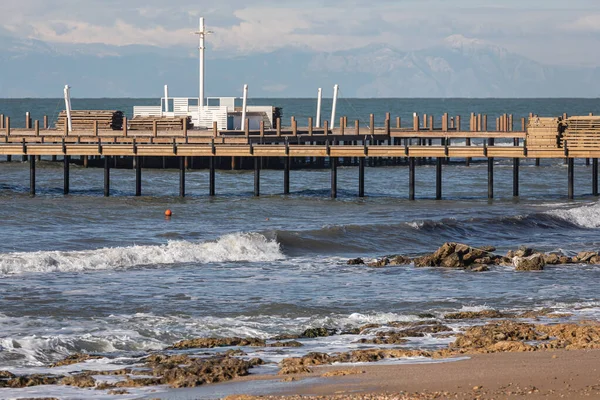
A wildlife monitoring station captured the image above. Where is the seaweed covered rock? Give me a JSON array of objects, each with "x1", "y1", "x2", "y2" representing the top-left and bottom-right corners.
[
  {"x1": 301, "y1": 327, "x2": 335, "y2": 338},
  {"x1": 168, "y1": 337, "x2": 265, "y2": 350},
  {"x1": 51, "y1": 353, "x2": 104, "y2": 367}
]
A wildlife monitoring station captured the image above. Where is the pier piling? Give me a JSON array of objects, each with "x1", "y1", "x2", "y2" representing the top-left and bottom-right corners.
[
  {"x1": 436, "y1": 157, "x2": 442, "y2": 200},
  {"x1": 488, "y1": 158, "x2": 494, "y2": 199},
  {"x1": 63, "y1": 156, "x2": 70, "y2": 195},
  {"x1": 135, "y1": 156, "x2": 142, "y2": 196},
  {"x1": 513, "y1": 158, "x2": 520, "y2": 197},
  {"x1": 409, "y1": 157, "x2": 415, "y2": 201},
  {"x1": 359, "y1": 157, "x2": 365, "y2": 198},
  {"x1": 179, "y1": 156, "x2": 185, "y2": 197},
  {"x1": 331, "y1": 157, "x2": 337, "y2": 199},
  {"x1": 254, "y1": 157, "x2": 260, "y2": 197},
  {"x1": 593, "y1": 158, "x2": 599, "y2": 196},
  {"x1": 284, "y1": 157, "x2": 290, "y2": 195},
  {"x1": 209, "y1": 157, "x2": 216, "y2": 196},
  {"x1": 29, "y1": 155, "x2": 35, "y2": 197},
  {"x1": 568, "y1": 158, "x2": 574, "y2": 199},
  {"x1": 104, "y1": 156, "x2": 110, "y2": 197}
]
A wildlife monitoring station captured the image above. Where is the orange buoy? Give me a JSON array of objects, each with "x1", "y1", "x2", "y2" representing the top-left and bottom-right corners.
[{"x1": 165, "y1": 209, "x2": 172, "y2": 217}]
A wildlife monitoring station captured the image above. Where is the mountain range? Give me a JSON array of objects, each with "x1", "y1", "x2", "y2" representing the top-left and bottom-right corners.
[{"x1": 1, "y1": 32, "x2": 599, "y2": 98}]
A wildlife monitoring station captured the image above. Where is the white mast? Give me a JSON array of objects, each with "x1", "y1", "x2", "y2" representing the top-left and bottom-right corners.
[
  {"x1": 63, "y1": 85, "x2": 72, "y2": 132},
  {"x1": 316, "y1": 88, "x2": 322, "y2": 128},
  {"x1": 195, "y1": 17, "x2": 208, "y2": 127},
  {"x1": 241, "y1": 84, "x2": 248, "y2": 130},
  {"x1": 164, "y1": 84, "x2": 169, "y2": 113},
  {"x1": 330, "y1": 84, "x2": 339, "y2": 129}
]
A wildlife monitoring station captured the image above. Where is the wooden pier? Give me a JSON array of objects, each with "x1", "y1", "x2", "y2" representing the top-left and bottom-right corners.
[{"x1": 0, "y1": 112, "x2": 598, "y2": 200}]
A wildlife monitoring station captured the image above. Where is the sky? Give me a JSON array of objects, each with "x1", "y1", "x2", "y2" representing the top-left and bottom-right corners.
[{"x1": 2, "y1": 0, "x2": 600, "y2": 66}]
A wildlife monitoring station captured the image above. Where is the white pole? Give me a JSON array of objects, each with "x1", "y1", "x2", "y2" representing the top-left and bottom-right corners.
[
  {"x1": 330, "y1": 84, "x2": 339, "y2": 129},
  {"x1": 164, "y1": 85, "x2": 169, "y2": 113},
  {"x1": 316, "y1": 88, "x2": 322, "y2": 128},
  {"x1": 199, "y1": 17, "x2": 205, "y2": 126},
  {"x1": 241, "y1": 84, "x2": 248, "y2": 130},
  {"x1": 63, "y1": 85, "x2": 72, "y2": 132}
]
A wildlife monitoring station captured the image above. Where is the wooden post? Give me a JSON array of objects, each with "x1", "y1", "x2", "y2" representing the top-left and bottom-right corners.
[
  {"x1": 593, "y1": 158, "x2": 598, "y2": 196},
  {"x1": 25, "y1": 112, "x2": 31, "y2": 129},
  {"x1": 477, "y1": 114, "x2": 482, "y2": 132},
  {"x1": 211, "y1": 121, "x2": 217, "y2": 138},
  {"x1": 179, "y1": 156, "x2": 185, "y2": 197},
  {"x1": 6, "y1": 116, "x2": 10, "y2": 135},
  {"x1": 83, "y1": 156, "x2": 88, "y2": 168},
  {"x1": 330, "y1": 157, "x2": 337, "y2": 199},
  {"x1": 324, "y1": 120, "x2": 329, "y2": 136},
  {"x1": 209, "y1": 157, "x2": 215, "y2": 196},
  {"x1": 456, "y1": 115, "x2": 461, "y2": 131},
  {"x1": 385, "y1": 118, "x2": 390, "y2": 136},
  {"x1": 369, "y1": 114, "x2": 375, "y2": 135},
  {"x1": 436, "y1": 157, "x2": 442, "y2": 200},
  {"x1": 423, "y1": 114, "x2": 428, "y2": 130},
  {"x1": 521, "y1": 117, "x2": 526, "y2": 131},
  {"x1": 469, "y1": 113, "x2": 475, "y2": 132},
  {"x1": 355, "y1": 120, "x2": 360, "y2": 135},
  {"x1": 254, "y1": 157, "x2": 260, "y2": 197},
  {"x1": 245, "y1": 118, "x2": 250, "y2": 137},
  {"x1": 568, "y1": 158, "x2": 574, "y2": 199},
  {"x1": 442, "y1": 113, "x2": 448, "y2": 131},
  {"x1": 123, "y1": 116, "x2": 128, "y2": 137},
  {"x1": 152, "y1": 120, "x2": 157, "y2": 138},
  {"x1": 43, "y1": 115, "x2": 48, "y2": 129},
  {"x1": 396, "y1": 117, "x2": 401, "y2": 129},
  {"x1": 359, "y1": 157, "x2": 365, "y2": 198},
  {"x1": 284, "y1": 156, "x2": 290, "y2": 195},
  {"x1": 0, "y1": 114, "x2": 3, "y2": 129},
  {"x1": 182, "y1": 117, "x2": 187, "y2": 137},
  {"x1": 94, "y1": 120, "x2": 98, "y2": 137},
  {"x1": 30, "y1": 155, "x2": 36, "y2": 197},
  {"x1": 308, "y1": 117, "x2": 313, "y2": 136},
  {"x1": 63, "y1": 155, "x2": 70, "y2": 195},
  {"x1": 292, "y1": 119, "x2": 297, "y2": 136},
  {"x1": 34, "y1": 120, "x2": 39, "y2": 136},
  {"x1": 513, "y1": 158, "x2": 519, "y2": 197},
  {"x1": 509, "y1": 114, "x2": 513, "y2": 131},
  {"x1": 409, "y1": 157, "x2": 415, "y2": 201},
  {"x1": 260, "y1": 121, "x2": 265, "y2": 137},
  {"x1": 104, "y1": 156, "x2": 110, "y2": 197},
  {"x1": 135, "y1": 156, "x2": 141, "y2": 196},
  {"x1": 488, "y1": 158, "x2": 494, "y2": 199},
  {"x1": 429, "y1": 115, "x2": 434, "y2": 131},
  {"x1": 413, "y1": 114, "x2": 419, "y2": 131},
  {"x1": 482, "y1": 115, "x2": 487, "y2": 132},
  {"x1": 276, "y1": 118, "x2": 281, "y2": 136},
  {"x1": 340, "y1": 117, "x2": 345, "y2": 135}
]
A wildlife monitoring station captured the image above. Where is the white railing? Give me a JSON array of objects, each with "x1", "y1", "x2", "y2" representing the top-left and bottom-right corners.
[
  {"x1": 190, "y1": 106, "x2": 228, "y2": 130},
  {"x1": 133, "y1": 106, "x2": 163, "y2": 117}
]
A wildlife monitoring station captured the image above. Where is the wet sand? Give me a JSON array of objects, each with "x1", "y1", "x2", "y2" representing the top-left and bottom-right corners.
[{"x1": 222, "y1": 349, "x2": 600, "y2": 399}]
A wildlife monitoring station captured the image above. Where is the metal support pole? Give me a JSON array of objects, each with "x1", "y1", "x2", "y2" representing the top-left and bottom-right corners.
[
  {"x1": 488, "y1": 157, "x2": 494, "y2": 199},
  {"x1": 254, "y1": 157, "x2": 260, "y2": 197},
  {"x1": 593, "y1": 158, "x2": 598, "y2": 196},
  {"x1": 568, "y1": 158, "x2": 574, "y2": 199},
  {"x1": 331, "y1": 157, "x2": 337, "y2": 199},
  {"x1": 316, "y1": 88, "x2": 322, "y2": 128},
  {"x1": 104, "y1": 156, "x2": 110, "y2": 197},
  {"x1": 409, "y1": 157, "x2": 415, "y2": 201},
  {"x1": 209, "y1": 157, "x2": 216, "y2": 196},
  {"x1": 30, "y1": 155, "x2": 35, "y2": 197},
  {"x1": 284, "y1": 157, "x2": 290, "y2": 195},
  {"x1": 513, "y1": 158, "x2": 519, "y2": 197},
  {"x1": 436, "y1": 157, "x2": 442, "y2": 200},
  {"x1": 179, "y1": 156, "x2": 185, "y2": 197},
  {"x1": 63, "y1": 155, "x2": 70, "y2": 195},
  {"x1": 135, "y1": 156, "x2": 142, "y2": 196},
  {"x1": 359, "y1": 157, "x2": 365, "y2": 198}
]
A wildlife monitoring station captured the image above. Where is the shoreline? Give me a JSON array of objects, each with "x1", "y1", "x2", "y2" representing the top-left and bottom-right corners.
[{"x1": 219, "y1": 349, "x2": 600, "y2": 399}]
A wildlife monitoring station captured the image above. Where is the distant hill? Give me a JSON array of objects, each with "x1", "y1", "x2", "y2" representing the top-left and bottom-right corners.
[{"x1": 1, "y1": 32, "x2": 599, "y2": 98}]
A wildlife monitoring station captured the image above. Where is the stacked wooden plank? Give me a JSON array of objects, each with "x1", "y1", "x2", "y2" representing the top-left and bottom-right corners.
[
  {"x1": 128, "y1": 116, "x2": 193, "y2": 131},
  {"x1": 562, "y1": 116, "x2": 600, "y2": 149},
  {"x1": 526, "y1": 117, "x2": 560, "y2": 149},
  {"x1": 55, "y1": 110, "x2": 124, "y2": 131}
]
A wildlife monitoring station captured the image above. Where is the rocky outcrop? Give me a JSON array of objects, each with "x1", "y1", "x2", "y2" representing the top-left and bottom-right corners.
[
  {"x1": 413, "y1": 243, "x2": 500, "y2": 270},
  {"x1": 60, "y1": 374, "x2": 96, "y2": 388},
  {"x1": 168, "y1": 337, "x2": 265, "y2": 350},
  {"x1": 267, "y1": 340, "x2": 303, "y2": 348},
  {"x1": 346, "y1": 258, "x2": 364, "y2": 265},
  {"x1": 444, "y1": 310, "x2": 507, "y2": 320},
  {"x1": 301, "y1": 328, "x2": 335, "y2": 338},
  {"x1": 51, "y1": 353, "x2": 104, "y2": 367},
  {"x1": 0, "y1": 374, "x2": 63, "y2": 388},
  {"x1": 366, "y1": 255, "x2": 412, "y2": 267},
  {"x1": 513, "y1": 253, "x2": 546, "y2": 271}
]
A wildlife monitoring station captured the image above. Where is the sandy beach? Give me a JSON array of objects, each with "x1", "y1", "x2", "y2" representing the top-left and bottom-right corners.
[{"x1": 223, "y1": 349, "x2": 600, "y2": 399}]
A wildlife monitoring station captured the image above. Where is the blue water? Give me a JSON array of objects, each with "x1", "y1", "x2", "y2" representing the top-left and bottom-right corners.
[{"x1": 0, "y1": 98, "x2": 599, "y2": 399}]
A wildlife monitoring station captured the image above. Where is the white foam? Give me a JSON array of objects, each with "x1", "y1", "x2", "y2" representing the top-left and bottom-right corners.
[
  {"x1": 0, "y1": 232, "x2": 284, "y2": 275},
  {"x1": 547, "y1": 201, "x2": 600, "y2": 228}
]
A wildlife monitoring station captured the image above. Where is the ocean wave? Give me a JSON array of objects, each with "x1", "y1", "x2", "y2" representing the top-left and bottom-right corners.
[
  {"x1": 546, "y1": 201, "x2": 600, "y2": 228},
  {"x1": 0, "y1": 232, "x2": 284, "y2": 275}
]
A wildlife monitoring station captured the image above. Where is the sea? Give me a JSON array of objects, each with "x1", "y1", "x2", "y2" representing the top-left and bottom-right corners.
[{"x1": 0, "y1": 98, "x2": 600, "y2": 399}]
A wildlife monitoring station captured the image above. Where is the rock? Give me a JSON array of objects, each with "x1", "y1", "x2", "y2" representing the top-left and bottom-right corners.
[
  {"x1": 278, "y1": 365, "x2": 312, "y2": 375},
  {"x1": 468, "y1": 264, "x2": 489, "y2": 272},
  {"x1": 473, "y1": 257, "x2": 492, "y2": 265},
  {"x1": 108, "y1": 390, "x2": 130, "y2": 395},
  {"x1": 1, "y1": 374, "x2": 63, "y2": 388},
  {"x1": 0, "y1": 371, "x2": 15, "y2": 379},
  {"x1": 440, "y1": 253, "x2": 463, "y2": 268},
  {"x1": 559, "y1": 256, "x2": 572, "y2": 264},
  {"x1": 346, "y1": 258, "x2": 364, "y2": 265},
  {"x1": 388, "y1": 255, "x2": 412, "y2": 266},
  {"x1": 544, "y1": 253, "x2": 562, "y2": 265},
  {"x1": 414, "y1": 254, "x2": 436, "y2": 267},
  {"x1": 506, "y1": 250, "x2": 515, "y2": 258},
  {"x1": 224, "y1": 349, "x2": 247, "y2": 356},
  {"x1": 355, "y1": 334, "x2": 408, "y2": 345},
  {"x1": 51, "y1": 353, "x2": 104, "y2": 367},
  {"x1": 589, "y1": 256, "x2": 600, "y2": 264},
  {"x1": 367, "y1": 258, "x2": 390, "y2": 268},
  {"x1": 537, "y1": 322, "x2": 600, "y2": 350},
  {"x1": 322, "y1": 369, "x2": 365, "y2": 377},
  {"x1": 448, "y1": 321, "x2": 546, "y2": 353},
  {"x1": 301, "y1": 327, "x2": 335, "y2": 338},
  {"x1": 279, "y1": 352, "x2": 331, "y2": 374},
  {"x1": 444, "y1": 310, "x2": 505, "y2": 320},
  {"x1": 60, "y1": 374, "x2": 96, "y2": 388},
  {"x1": 513, "y1": 253, "x2": 546, "y2": 271},
  {"x1": 433, "y1": 242, "x2": 457, "y2": 260},
  {"x1": 576, "y1": 251, "x2": 598, "y2": 263},
  {"x1": 270, "y1": 334, "x2": 300, "y2": 340},
  {"x1": 267, "y1": 340, "x2": 303, "y2": 348},
  {"x1": 480, "y1": 246, "x2": 497, "y2": 252},
  {"x1": 168, "y1": 337, "x2": 265, "y2": 350},
  {"x1": 515, "y1": 246, "x2": 534, "y2": 258}
]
